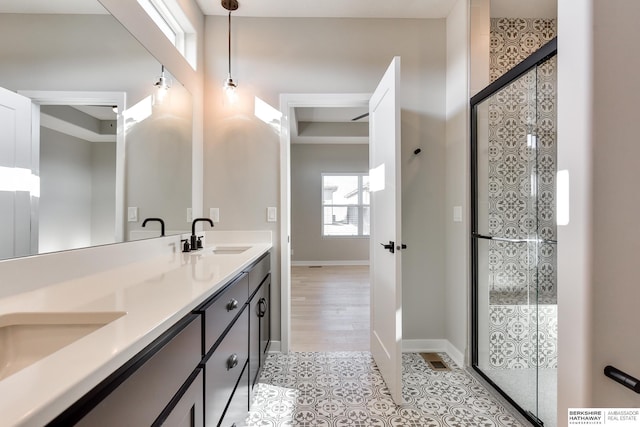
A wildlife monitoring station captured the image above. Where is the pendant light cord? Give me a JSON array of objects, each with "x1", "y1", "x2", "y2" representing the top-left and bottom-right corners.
[{"x1": 228, "y1": 11, "x2": 232, "y2": 78}]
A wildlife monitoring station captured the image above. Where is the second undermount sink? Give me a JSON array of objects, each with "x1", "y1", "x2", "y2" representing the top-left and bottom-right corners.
[
  {"x1": 190, "y1": 245, "x2": 252, "y2": 256},
  {"x1": 0, "y1": 311, "x2": 126, "y2": 381},
  {"x1": 211, "y1": 246, "x2": 251, "y2": 255}
]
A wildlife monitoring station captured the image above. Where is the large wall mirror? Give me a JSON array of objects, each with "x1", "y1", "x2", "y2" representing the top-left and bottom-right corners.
[{"x1": 0, "y1": 0, "x2": 193, "y2": 261}]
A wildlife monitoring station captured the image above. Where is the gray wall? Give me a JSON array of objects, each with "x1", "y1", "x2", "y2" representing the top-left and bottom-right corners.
[
  {"x1": 291, "y1": 143, "x2": 369, "y2": 263},
  {"x1": 39, "y1": 128, "x2": 115, "y2": 253},
  {"x1": 445, "y1": 0, "x2": 472, "y2": 360},
  {"x1": 204, "y1": 16, "x2": 447, "y2": 342}
]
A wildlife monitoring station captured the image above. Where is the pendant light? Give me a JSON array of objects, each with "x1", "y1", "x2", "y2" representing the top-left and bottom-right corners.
[
  {"x1": 222, "y1": 0, "x2": 239, "y2": 103},
  {"x1": 153, "y1": 65, "x2": 171, "y2": 105}
]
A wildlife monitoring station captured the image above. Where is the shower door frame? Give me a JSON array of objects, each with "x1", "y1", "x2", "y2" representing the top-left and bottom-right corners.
[{"x1": 470, "y1": 37, "x2": 557, "y2": 427}]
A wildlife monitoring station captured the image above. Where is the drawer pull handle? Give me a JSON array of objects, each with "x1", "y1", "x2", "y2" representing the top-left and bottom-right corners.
[
  {"x1": 227, "y1": 353, "x2": 239, "y2": 370},
  {"x1": 226, "y1": 299, "x2": 239, "y2": 311},
  {"x1": 258, "y1": 298, "x2": 268, "y2": 317}
]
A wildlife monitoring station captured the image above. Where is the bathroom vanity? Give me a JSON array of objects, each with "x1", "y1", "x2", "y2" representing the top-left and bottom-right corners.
[{"x1": 0, "y1": 234, "x2": 272, "y2": 427}]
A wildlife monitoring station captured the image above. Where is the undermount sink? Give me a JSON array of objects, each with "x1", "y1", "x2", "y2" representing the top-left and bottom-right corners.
[
  {"x1": 190, "y1": 245, "x2": 252, "y2": 256},
  {"x1": 211, "y1": 246, "x2": 251, "y2": 255},
  {"x1": 0, "y1": 311, "x2": 126, "y2": 381}
]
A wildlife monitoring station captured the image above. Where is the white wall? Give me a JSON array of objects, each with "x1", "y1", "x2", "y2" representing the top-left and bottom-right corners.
[
  {"x1": 445, "y1": 0, "x2": 473, "y2": 361},
  {"x1": 204, "y1": 16, "x2": 447, "y2": 343},
  {"x1": 291, "y1": 143, "x2": 369, "y2": 263},
  {"x1": 100, "y1": 0, "x2": 205, "y2": 220},
  {"x1": 558, "y1": 0, "x2": 640, "y2": 420}
]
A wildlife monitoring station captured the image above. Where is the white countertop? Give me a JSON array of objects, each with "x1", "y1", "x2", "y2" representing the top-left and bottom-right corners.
[{"x1": 0, "y1": 241, "x2": 272, "y2": 427}]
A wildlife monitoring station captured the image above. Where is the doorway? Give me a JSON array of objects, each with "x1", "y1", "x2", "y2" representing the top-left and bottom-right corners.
[
  {"x1": 279, "y1": 93, "x2": 371, "y2": 353},
  {"x1": 18, "y1": 91, "x2": 125, "y2": 253}
]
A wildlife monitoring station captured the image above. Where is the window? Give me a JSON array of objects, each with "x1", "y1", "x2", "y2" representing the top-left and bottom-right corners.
[
  {"x1": 137, "y1": 0, "x2": 197, "y2": 69},
  {"x1": 322, "y1": 174, "x2": 370, "y2": 237}
]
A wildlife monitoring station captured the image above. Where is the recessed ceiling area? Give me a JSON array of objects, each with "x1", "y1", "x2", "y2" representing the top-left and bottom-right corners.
[
  {"x1": 292, "y1": 106, "x2": 369, "y2": 144},
  {"x1": 40, "y1": 105, "x2": 116, "y2": 143}
]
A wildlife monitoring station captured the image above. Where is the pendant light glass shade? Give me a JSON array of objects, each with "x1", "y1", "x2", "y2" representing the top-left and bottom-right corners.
[{"x1": 153, "y1": 65, "x2": 171, "y2": 105}]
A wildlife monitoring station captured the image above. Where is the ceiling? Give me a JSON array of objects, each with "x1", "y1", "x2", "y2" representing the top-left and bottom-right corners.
[
  {"x1": 0, "y1": 0, "x2": 107, "y2": 14},
  {"x1": 197, "y1": 0, "x2": 457, "y2": 18},
  {"x1": 0, "y1": 0, "x2": 556, "y2": 18}
]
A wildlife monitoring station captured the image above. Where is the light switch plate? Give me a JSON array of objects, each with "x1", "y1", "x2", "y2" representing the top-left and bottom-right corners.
[
  {"x1": 453, "y1": 206, "x2": 462, "y2": 223},
  {"x1": 267, "y1": 207, "x2": 277, "y2": 222},
  {"x1": 186, "y1": 208, "x2": 193, "y2": 223},
  {"x1": 127, "y1": 207, "x2": 138, "y2": 222},
  {"x1": 210, "y1": 208, "x2": 220, "y2": 223}
]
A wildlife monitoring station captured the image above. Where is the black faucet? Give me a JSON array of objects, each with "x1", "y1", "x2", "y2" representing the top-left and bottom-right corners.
[
  {"x1": 142, "y1": 217, "x2": 165, "y2": 236},
  {"x1": 191, "y1": 218, "x2": 214, "y2": 250}
]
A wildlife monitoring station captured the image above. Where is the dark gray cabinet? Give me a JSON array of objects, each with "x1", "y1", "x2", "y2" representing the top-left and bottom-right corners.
[
  {"x1": 202, "y1": 252, "x2": 271, "y2": 426},
  {"x1": 49, "y1": 251, "x2": 271, "y2": 427},
  {"x1": 73, "y1": 316, "x2": 202, "y2": 427}
]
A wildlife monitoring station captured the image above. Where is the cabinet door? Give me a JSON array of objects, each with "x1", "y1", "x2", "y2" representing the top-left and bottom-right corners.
[
  {"x1": 155, "y1": 370, "x2": 204, "y2": 427},
  {"x1": 249, "y1": 283, "x2": 261, "y2": 388},
  {"x1": 259, "y1": 278, "x2": 271, "y2": 359}
]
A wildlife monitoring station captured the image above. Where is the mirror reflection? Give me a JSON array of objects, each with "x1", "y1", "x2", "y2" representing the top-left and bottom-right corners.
[{"x1": 0, "y1": 0, "x2": 193, "y2": 260}]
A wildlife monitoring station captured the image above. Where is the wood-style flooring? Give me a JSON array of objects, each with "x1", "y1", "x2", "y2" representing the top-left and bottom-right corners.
[{"x1": 290, "y1": 265, "x2": 370, "y2": 352}]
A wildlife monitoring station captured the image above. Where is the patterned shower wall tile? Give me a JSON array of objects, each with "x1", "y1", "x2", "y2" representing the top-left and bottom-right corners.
[
  {"x1": 490, "y1": 18, "x2": 557, "y2": 83},
  {"x1": 486, "y1": 18, "x2": 557, "y2": 305},
  {"x1": 488, "y1": 305, "x2": 558, "y2": 369},
  {"x1": 247, "y1": 352, "x2": 526, "y2": 427}
]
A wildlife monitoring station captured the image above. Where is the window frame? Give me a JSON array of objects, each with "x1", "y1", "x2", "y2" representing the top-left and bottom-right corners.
[
  {"x1": 321, "y1": 172, "x2": 370, "y2": 238},
  {"x1": 137, "y1": 0, "x2": 197, "y2": 70}
]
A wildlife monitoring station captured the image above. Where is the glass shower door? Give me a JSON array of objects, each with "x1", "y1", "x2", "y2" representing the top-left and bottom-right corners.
[
  {"x1": 471, "y1": 41, "x2": 557, "y2": 427},
  {"x1": 474, "y1": 65, "x2": 540, "y2": 421}
]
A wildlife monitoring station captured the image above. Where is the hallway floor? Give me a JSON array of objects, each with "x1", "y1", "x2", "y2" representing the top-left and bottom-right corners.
[
  {"x1": 291, "y1": 265, "x2": 369, "y2": 352},
  {"x1": 247, "y1": 352, "x2": 527, "y2": 426}
]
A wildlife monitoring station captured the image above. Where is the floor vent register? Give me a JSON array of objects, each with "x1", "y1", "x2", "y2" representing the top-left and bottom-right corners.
[{"x1": 420, "y1": 353, "x2": 451, "y2": 371}]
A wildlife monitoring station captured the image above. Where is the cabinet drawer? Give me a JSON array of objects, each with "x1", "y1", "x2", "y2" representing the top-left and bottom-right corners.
[
  {"x1": 154, "y1": 369, "x2": 204, "y2": 427},
  {"x1": 76, "y1": 315, "x2": 201, "y2": 427},
  {"x1": 200, "y1": 273, "x2": 248, "y2": 355},
  {"x1": 218, "y1": 363, "x2": 249, "y2": 427},
  {"x1": 247, "y1": 252, "x2": 270, "y2": 296},
  {"x1": 204, "y1": 309, "x2": 248, "y2": 426}
]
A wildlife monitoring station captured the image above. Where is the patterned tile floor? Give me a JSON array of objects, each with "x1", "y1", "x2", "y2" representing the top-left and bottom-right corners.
[{"x1": 247, "y1": 352, "x2": 528, "y2": 426}]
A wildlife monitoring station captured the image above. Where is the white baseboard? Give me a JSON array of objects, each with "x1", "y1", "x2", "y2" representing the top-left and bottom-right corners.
[
  {"x1": 291, "y1": 260, "x2": 369, "y2": 267},
  {"x1": 402, "y1": 339, "x2": 465, "y2": 369},
  {"x1": 268, "y1": 340, "x2": 281, "y2": 353},
  {"x1": 268, "y1": 339, "x2": 464, "y2": 369}
]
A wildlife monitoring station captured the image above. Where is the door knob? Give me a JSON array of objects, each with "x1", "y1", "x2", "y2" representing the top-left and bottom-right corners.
[{"x1": 381, "y1": 241, "x2": 395, "y2": 254}]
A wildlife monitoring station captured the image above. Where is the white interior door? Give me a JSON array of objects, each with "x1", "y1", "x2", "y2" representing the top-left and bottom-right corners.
[
  {"x1": 0, "y1": 87, "x2": 36, "y2": 259},
  {"x1": 369, "y1": 57, "x2": 402, "y2": 404}
]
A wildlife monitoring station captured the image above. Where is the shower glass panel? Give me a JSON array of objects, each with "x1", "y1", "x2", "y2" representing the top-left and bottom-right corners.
[{"x1": 472, "y1": 40, "x2": 557, "y2": 427}]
